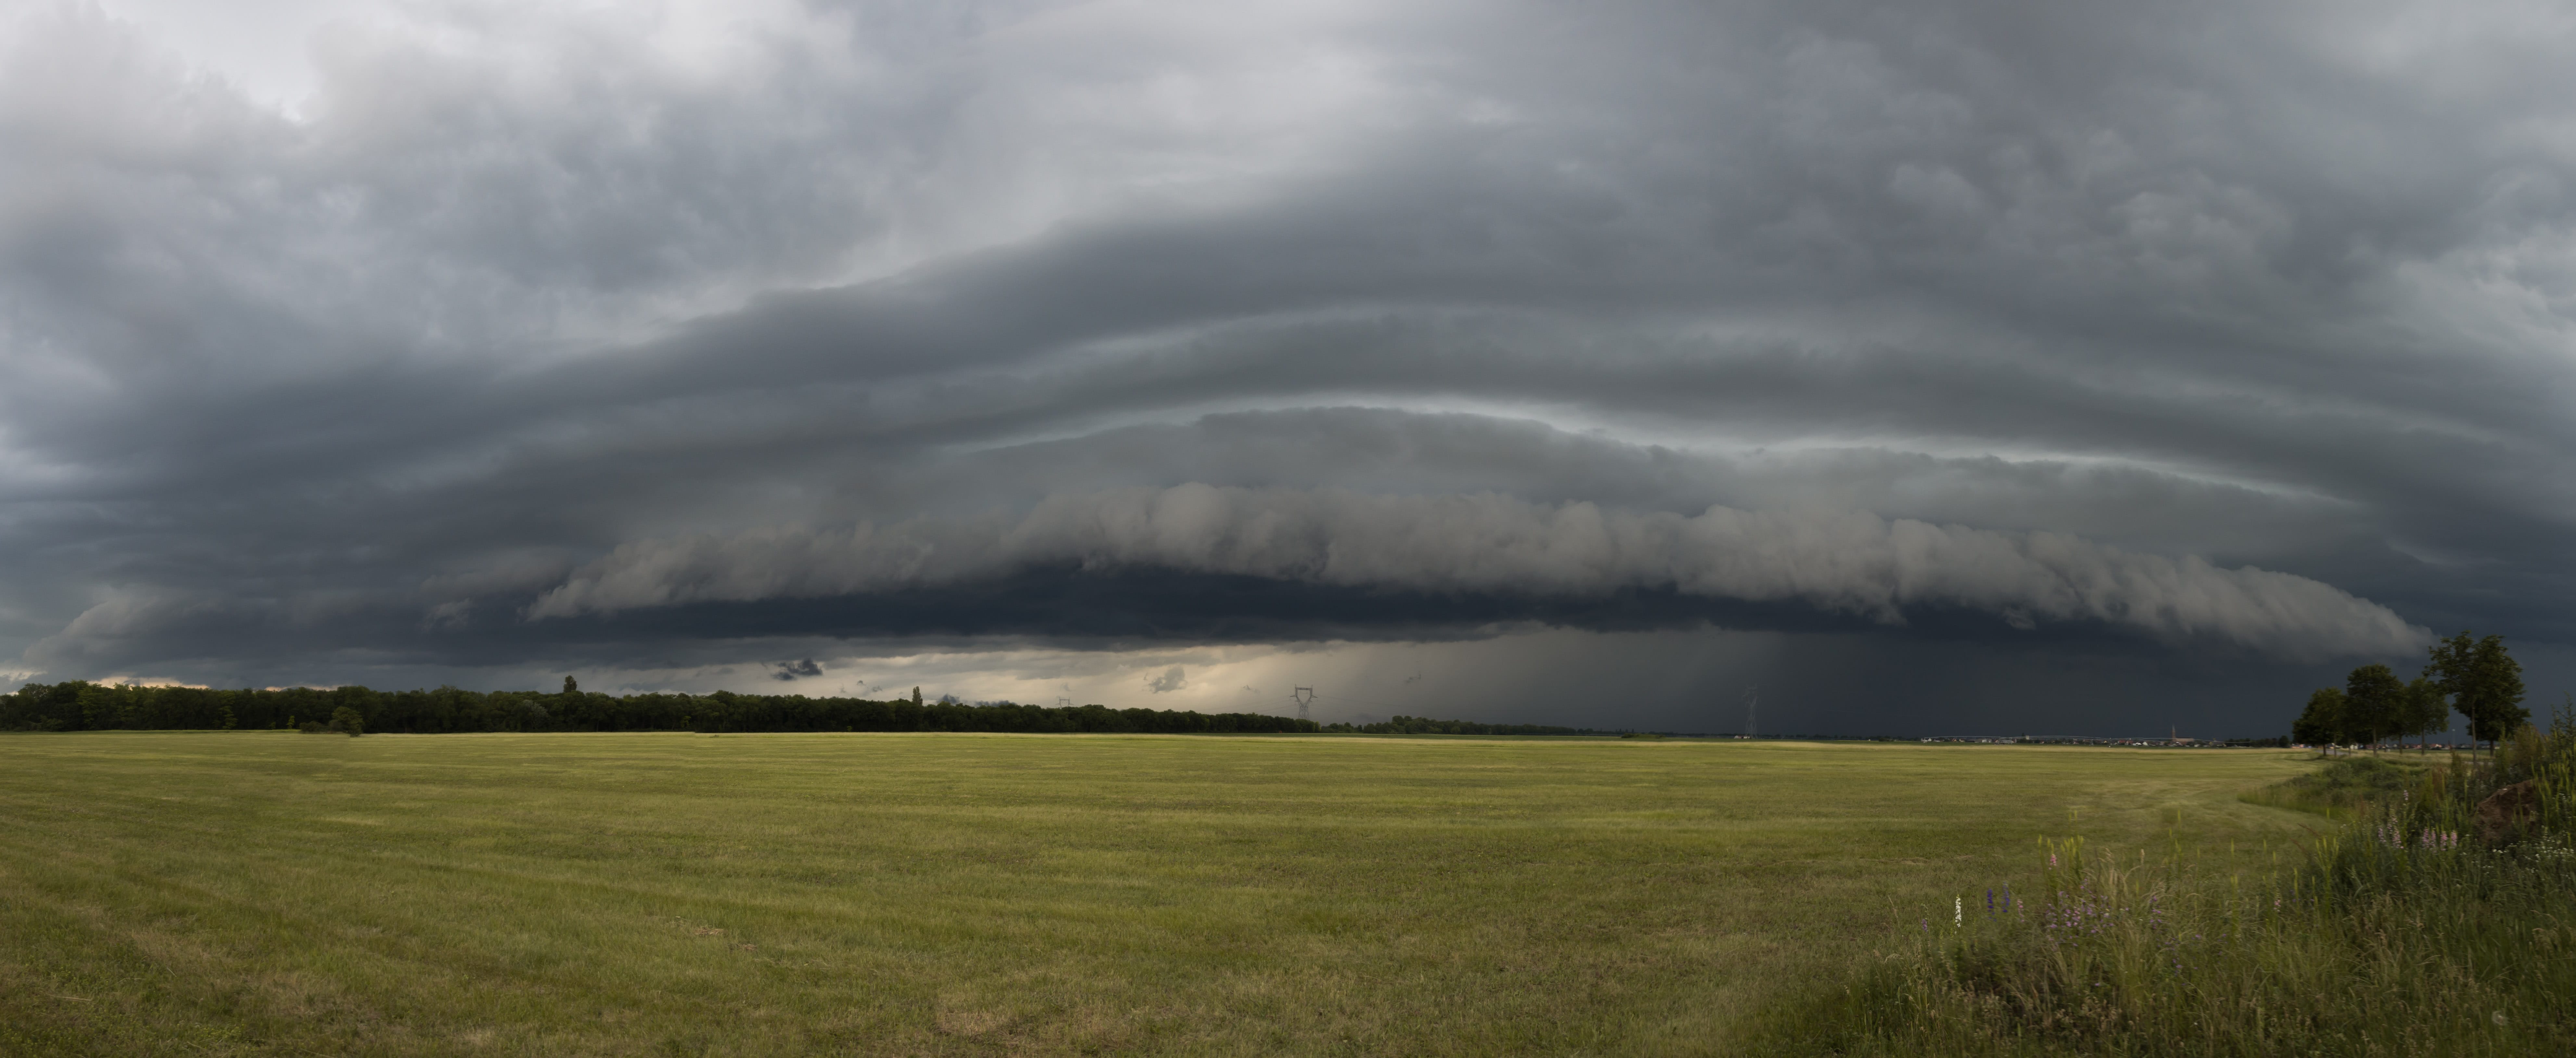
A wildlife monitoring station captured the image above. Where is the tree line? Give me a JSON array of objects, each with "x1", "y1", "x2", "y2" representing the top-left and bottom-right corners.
[
  {"x1": 1319, "y1": 714, "x2": 1601, "y2": 735},
  {"x1": 2291, "y1": 631, "x2": 2528, "y2": 748},
  {"x1": 0, "y1": 679, "x2": 1318, "y2": 736}
]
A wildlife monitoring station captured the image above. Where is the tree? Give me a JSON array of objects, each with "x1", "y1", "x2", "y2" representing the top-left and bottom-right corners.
[
  {"x1": 76, "y1": 682, "x2": 126, "y2": 731},
  {"x1": 2341, "y1": 664, "x2": 2405, "y2": 748},
  {"x1": 563, "y1": 675, "x2": 579, "y2": 695},
  {"x1": 327, "y1": 706, "x2": 365, "y2": 737},
  {"x1": 2399, "y1": 675, "x2": 2448, "y2": 750},
  {"x1": 2426, "y1": 632, "x2": 2528, "y2": 747},
  {"x1": 2291, "y1": 687, "x2": 2346, "y2": 746}
]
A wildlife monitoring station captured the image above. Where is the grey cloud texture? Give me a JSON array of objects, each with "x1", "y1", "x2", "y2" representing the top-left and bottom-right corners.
[
  {"x1": 0, "y1": 0, "x2": 2569, "y2": 731},
  {"x1": 527, "y1": 485, "x2": 2423, "y2": 661}
]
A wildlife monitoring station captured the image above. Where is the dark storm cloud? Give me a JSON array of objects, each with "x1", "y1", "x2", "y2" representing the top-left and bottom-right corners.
[
  {"x1": 0, "y1": 0, "x2": 2569, "y2": 730},
  {"x1": 522, "y1": 484, "x2": 2421, "y2": 660}
]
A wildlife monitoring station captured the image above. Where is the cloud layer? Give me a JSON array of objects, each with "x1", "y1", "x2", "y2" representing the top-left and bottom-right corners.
[
  {"x1": 0, "y1": 0, "x2": 2568, "y2": 730},
  {"x1": 528, "y1": 485, "x2": 2423, "y2": 661}
]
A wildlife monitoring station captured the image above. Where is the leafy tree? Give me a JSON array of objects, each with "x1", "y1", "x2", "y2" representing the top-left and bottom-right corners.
[
  {"x1": 2291, "y1": 687, "x2": 2346, "y2": 746},
  {"x1": 2399, "y1": 675, "x2": 2448, "y2": 749},
  {"x1": 2426, "y1": 632, "x2": 2528, "y2": 746},
  {"x1": 75, "y1": 682, "x2": 126, "y2": 731},
  {"x1": 327, "y1": 706, "x2": 365, "y2": 736},
  {"x1": 563, "y1": 675, "x2": 579, "y2": 695},
  {"x1": 2341, "y1": 664, "x2": 2405, "y2": 747}
]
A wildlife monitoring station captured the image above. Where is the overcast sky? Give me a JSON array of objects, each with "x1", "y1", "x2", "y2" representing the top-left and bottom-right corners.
[{"x1": 2, "y1": 0, "x2": 2570, "y2": 735}]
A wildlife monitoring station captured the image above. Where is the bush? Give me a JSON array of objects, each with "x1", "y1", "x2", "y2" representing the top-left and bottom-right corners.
[{"x1": 327, "y1": 706, "x2": 364, "y2": 737}]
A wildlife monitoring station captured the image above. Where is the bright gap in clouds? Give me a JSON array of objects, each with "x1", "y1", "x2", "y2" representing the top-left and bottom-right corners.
[
  {"x1": 85, "y1": 0, "x2": 358, "y2": 110},
  {"x1": 86, "y1": 0, "x2": 836, "y2": 116},
  {"x1": 517, "y1": 625, "x2": 2440, "y2": 740}
]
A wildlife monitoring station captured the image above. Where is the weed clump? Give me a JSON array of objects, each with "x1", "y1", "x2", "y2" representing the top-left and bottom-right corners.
[
  {"x1": 1763, "y1": 718, "x2": 2576, "y2": 1057},
  {"x1": 2237, "y1": 755, "x2": 2422, "y2": 818}
]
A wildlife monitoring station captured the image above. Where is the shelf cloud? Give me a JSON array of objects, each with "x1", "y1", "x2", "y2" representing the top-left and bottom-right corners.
[
  {"x1": 0, "y1": 0, "x2": 2567, "y2": 732},
  {"x1": 528, "y1": 485, "x2": 2423, "y2": 661}
]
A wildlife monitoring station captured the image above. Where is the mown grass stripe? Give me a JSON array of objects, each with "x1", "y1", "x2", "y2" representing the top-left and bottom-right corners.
[{"x1": 3, "y1": 732, "x2": 2318, "y2": 1054}]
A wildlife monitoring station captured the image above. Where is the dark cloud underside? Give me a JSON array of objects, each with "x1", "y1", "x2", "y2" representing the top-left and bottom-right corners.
[{"x1": 0, "y1": 0, "x2": 2570, "y2": 732}]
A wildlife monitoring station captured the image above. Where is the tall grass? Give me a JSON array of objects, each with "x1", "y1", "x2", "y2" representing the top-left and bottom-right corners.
[
  {"x1": 2233, "y1": 755, "x2": 2422, "y2": 819},
  {"x1": 1763, "y1": 718, "x2": 2576, "y2": 1056}
]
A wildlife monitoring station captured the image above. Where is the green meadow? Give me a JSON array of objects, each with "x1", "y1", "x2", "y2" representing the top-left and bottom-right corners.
[{"x1": 0, "y1": 733, "x2": 2324, "y2": 1056}]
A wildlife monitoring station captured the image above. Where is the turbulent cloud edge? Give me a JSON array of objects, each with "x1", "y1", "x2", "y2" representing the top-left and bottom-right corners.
[{"x1": 524, "y1": 485, "x2": 2427, "y2": 659}]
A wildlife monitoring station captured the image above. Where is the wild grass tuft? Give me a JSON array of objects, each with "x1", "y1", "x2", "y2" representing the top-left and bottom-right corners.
[
  {"x1": 1762, "y1": 719, "x2": 2576, "y2": 1056},
  {"x1": 2233, "y1": 755, "x2": 2421, "y2": 819}
]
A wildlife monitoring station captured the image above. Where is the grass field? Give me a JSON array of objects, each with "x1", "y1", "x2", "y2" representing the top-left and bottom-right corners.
[{"x1": 0, "y1": 733, "x2": 2326, "y2": 1056}]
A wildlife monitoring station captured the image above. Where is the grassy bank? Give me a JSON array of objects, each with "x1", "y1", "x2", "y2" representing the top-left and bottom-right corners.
[
  {"x1": 0, "y1": 734, "x2": 2313, "y2": 1055},
  {"x1": 1763, "y1": 732, "x2": 2576, "y2": 1056},
  {"x1": 2233, "y1": 754, "x2": 2424, "y2": 819}
]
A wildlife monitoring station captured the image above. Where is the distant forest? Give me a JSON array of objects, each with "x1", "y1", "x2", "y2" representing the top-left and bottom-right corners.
[
  {"x1": 0, "y1": 680, "x2": 1322, "y2": 736},
  {"x1": 1319, "y1": 715, "x2": 1599, "y2": 736},
  {"x1": 0, "y1": 681, "x2": 1612, "y2": 737}
]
